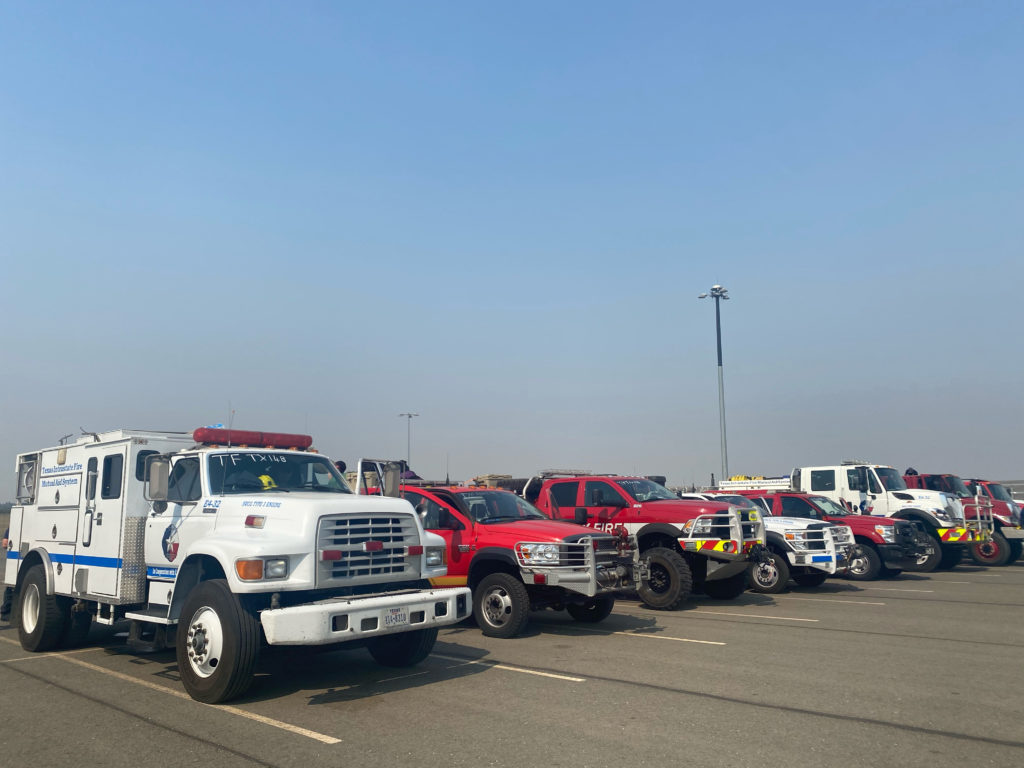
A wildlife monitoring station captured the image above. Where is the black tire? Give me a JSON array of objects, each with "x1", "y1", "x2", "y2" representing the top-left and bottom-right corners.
[
  {"x1": 176, "y1": 579, "x2": 261, "y2": 704},
  {"x1": 904, "y1": 535, "x2": 941, "y2": 573},
  {"x1": 702, "y1": 571, "x2": 747, "y2": 600},
  {"x1": 636, "y1": 547, "x2": 693, "y2": 610},
  {"x1": 936, "y1": 544, "x2": 964, "y2": 570},
  {"x1": 793, "y1": 572, "x2": 828, "y2": 588},
  {"x1": 367, "y1": 627, "x2": 438, "y2": 666},
  {"x1": 968, "y1": 531, "x2": 1013, "y2": 567},
  {"x1": 59, "y1": 606, "x2": 93, "y2": 647},
  {"x1": 747, "y1": 551, "x2": 790, "y2": 594},
  {"x1": 566, "y1": 595, "x2": 615, "y2": 623},
  {"x1": 473, "y1": 572, "x2": 530, "y2": 638},
  {"x1": 1008, "y1": 540, "x2": 1023, "y2": 563},
  {"x1": 17, "y1": 565, "x2": 67, "y2": 652},
  {"x1": 846, "y1": 544, "x2": 882, "y2": 581}
]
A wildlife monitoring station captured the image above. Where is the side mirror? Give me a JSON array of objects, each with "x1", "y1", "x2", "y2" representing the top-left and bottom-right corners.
[
  {"x1": 147, "y1": 456, "x2": 170, "y2": 501},
  {"x1": 574, "y1": 508, "x2": 589, "y2": 526}
]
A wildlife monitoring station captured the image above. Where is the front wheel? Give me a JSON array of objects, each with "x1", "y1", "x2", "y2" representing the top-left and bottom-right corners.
[
  {"x1": 968, "y1": 531, "x2": 1012, "y2": 567},
  {"x1": 176, "y1": 579, "x2": 261, "y2": 704},
  {"x1": 566, "y1": 596, "x2": 615, "y2": 623},
  {"x1": 367, "y1": 627, "x2": 438, "y2": 666},
  {"x1": 17, "y1": 565, "x2": 67, "y2": 652},
  {"x1": 846, "y1": 544, "x2": 882, "y2": 581},
  {"x1": 636, "y1": 547, "x2": 692, "y2": 610},
  {"x1": 748, "y1": 551, "x2": 790, "y2": 594},
  {"x1": 905, "y1": 535, "x2": 941, "y2": 573},
  {"x1": 702, "y1": 571, "x2": 748, "y2": 600},
  {"x1": 474, "y1": 573, "x2": 530, "y2": 638}
]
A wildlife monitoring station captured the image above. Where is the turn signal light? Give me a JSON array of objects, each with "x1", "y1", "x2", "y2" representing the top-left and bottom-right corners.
[{"x1": 236, "y1": 559, "x2": 264, "y2": 580}]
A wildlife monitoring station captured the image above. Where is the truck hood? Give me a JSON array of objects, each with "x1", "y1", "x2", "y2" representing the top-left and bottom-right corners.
[
  {"x1": 628, "y1": 498, "x2": 738, "y2": 523},
  {"x1": 764, "y1": 517, "x2": 834, "y2": 531},
  {"x1": 825, "y1": 514, "x2": 892, "y2": 531},
  {"x1": 478, "y1": 518, "x2": 611, "y2": 542}
]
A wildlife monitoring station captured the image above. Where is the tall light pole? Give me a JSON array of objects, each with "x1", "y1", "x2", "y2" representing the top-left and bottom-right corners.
[
  {"x1": 397, "y1": 412, "x2": 419, "y2": 469},
  {"x1": 698, "y1": 285, "x2": 729, "y2": 484}
]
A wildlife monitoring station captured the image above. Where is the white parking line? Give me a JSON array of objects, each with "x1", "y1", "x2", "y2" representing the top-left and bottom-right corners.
[
  {"x1": 690, "y1": 610, "x2": 819, "y2": 622},
  {"x1": 568, "y1": 626, "x2": 726, "y2": 645},
  {"x1": 431, "y1": 654, "x2": 585, "y2": 682},
  {"x1": 0, "y1": 638, "x2": 341, "y2": 744},
  {"x1": 859, "y1": 587, "x2": 935, "y2": 593},
  {"x1": 774, "y1": 596, "x2": 885, "y2": 606}
]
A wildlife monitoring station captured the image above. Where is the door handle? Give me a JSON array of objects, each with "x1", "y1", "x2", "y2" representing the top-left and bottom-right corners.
[
  {"x1": 95, "y1": 512, "x2": 103, "y2": 525},
  {"x1": 82, "y1": 509, "x2": 94, "y2": 547}
]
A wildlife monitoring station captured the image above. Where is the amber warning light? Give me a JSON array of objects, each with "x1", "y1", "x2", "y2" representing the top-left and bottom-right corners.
[{"x1": 193, "y1": 428, "x2": 313, "y2": 450}]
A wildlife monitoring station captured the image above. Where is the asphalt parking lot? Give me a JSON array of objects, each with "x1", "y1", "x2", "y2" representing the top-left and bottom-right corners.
[{"x1": 1, "y1": 558, "x2": 1022, "y2": 768}]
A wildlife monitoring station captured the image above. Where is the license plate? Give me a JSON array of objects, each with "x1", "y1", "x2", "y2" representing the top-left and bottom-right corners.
[{"x1": 384, "y1": 607, "x2": 409, "y2": 628}]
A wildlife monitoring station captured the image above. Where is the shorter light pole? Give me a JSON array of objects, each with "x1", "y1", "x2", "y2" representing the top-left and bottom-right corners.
[
  {"x1": 397, "y1": 412, "x2": 419, "y2": 469},
  {"x1": 698, "y1": 285, "x2": 729, "y2": 483}
]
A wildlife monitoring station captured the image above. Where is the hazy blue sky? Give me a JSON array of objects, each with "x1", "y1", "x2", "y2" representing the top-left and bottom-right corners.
[{"x1": 2, "y1": 2, "x2": 1021, "y2": 500}]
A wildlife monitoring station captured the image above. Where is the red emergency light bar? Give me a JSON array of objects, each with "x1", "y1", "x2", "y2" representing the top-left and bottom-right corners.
[{"x1": 193, "y1": 428, "x2": 313, "y2": 450}]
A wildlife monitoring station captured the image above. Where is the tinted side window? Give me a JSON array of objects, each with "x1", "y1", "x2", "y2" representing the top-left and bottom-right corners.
[
  {"x1": 101, "y1": 454, "x2": 124, "y2": 499},
  {"x1": 136, "y1": 450, "x2": 158, "y2": 481},
  {"x1": 811, "y1": 470, "x2": 836, "y2": 491},
  {"x1": 549, "y1": 481, "x2": 579, "y2": 508},
  {"x1": 584, "y1": 481, "x2": 619, "y2": 506},
  {"x1": 781, "y1": 496, "x2": 817, "y2": 518},
  {"x1": 167, "y1": 457, "x2": 201, "y2": 502},
  {"x1": 86, "y1": 457, "x2": 98, "y2": 501}
]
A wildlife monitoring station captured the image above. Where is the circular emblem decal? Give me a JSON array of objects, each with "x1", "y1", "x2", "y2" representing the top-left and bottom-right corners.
[{"x1": 161, "y1": 524, "x2": 180, "y2": 562}]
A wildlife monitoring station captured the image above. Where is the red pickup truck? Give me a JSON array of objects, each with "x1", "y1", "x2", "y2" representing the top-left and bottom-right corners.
[
  {"x1": 522, "y1": 472, "x2": 766, "y2": 607},
  {"x1": 720, "y1": 489, "x2": 932, "y2": 580},
  {"x1": 401, "y1": 485, "x2": 640, "y2": 637}
]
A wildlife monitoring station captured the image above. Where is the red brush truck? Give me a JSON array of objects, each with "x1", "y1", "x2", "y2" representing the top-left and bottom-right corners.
[
  {"x1": 397, "y1": 485, "x2": 641, "y2": 638},
  {"x1": 719, "y1": 490, "x2": 932, "y2": 580},
  {"x1": 521, "y1": 472, "x2": 767, "y2": 608}
]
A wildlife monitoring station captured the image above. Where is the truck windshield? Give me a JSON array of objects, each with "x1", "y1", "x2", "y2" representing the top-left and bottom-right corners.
[
  {"x1": 809, "y1": 496, "x2": 851, "y2": 516},
  {"x1": 874, "y1": 467, "x2": 907, "y2": 491},
  {"x1": 618, "y1": 479, "x2": 677, "y2": 502},
  {"x1": 458, "y1": 491, "x2": 547, "y2": 522},
  {"x1": 207, "y1": 452, "x2": 352, "y2": 494}
]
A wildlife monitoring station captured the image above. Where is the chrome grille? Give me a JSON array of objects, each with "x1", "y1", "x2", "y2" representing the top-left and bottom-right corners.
[{"x1": 317, "y1": 513, "x2": 419, "y2": 587}]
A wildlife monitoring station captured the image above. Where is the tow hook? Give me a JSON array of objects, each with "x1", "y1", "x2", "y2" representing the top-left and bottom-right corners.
[{"x1": 747, "y1": 543, "x2": 771, "y2": 564}]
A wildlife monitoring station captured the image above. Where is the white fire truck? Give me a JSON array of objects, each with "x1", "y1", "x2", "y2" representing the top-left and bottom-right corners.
[
  {"x1": 719, "y1": 462, "x2": 976, "y2": 570},
  {"x1": 3, "y1": 427, "x2": 471, "y2": 703}
]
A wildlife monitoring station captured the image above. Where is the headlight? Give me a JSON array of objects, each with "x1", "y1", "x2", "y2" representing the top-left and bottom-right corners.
[
  {"x1": 236, "y1": 557, "x2": 288, "y2": 581},
  {"x1": 874, "y1": 525, "x2": 895, "y2": 543},
  {"x1": 517, "y1": 542, "x2": 560, "y2": 563},
  {"x1": 264, "y1": 558, "x2": 288, "y2": 579},
  {"x1": 684, "y1": 518, "x2": 713, "y2": 536},
  {"x1": 931, "y1": 508, "x2": 953, "y2": 522},
  {"x1": 425, "y1": 546, "x2": 445, "y2": 566}
]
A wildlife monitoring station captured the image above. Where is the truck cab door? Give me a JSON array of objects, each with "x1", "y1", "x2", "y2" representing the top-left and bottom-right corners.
[
  {"x1": 404, "y1": 490, "x2": 470, "y2": 586},
  {"x1": 78, "y1": 446, "x2": 128, "y2": 597},
  {"x1": 582, "y1": 481, "x2": 627, "y2": 531},
  {"x1": 354, "y1": 459, "x2": 402, "y2": 497},
  {"x1": 144, "y1": 455, "x2": 209, "y2": 586}
]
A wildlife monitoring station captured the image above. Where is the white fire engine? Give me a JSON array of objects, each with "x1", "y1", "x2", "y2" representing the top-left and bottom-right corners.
[{"x1": 3, "y1": 427, "x2": 471, "y2": 703}]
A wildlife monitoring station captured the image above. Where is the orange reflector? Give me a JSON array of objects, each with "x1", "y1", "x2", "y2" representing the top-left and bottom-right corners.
[{"x1": 236, "y1": 559, "x2": 264, "y2": 580}]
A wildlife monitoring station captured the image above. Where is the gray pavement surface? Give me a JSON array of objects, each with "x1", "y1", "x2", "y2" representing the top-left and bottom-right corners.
[{"x1": 1, "y1": 558, "x2": 1022, "y2": 767}]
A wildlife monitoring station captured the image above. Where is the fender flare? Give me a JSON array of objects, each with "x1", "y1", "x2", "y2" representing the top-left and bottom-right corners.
[
  {"x1": 168, "y1": 553, "x2": 228, "y2": 621},
  {"x1": 467, "y1": 548, "x2": 520, "y2": 591},
  {"x1": 16, "y1": 548, "x2": 56, "y2": 595},
  {"x1": 635, "y1": 523, "x2": 683, "y2": 548},
  {"x1": 764, "y1": 531, "x2": 790, "y2": 553}
]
